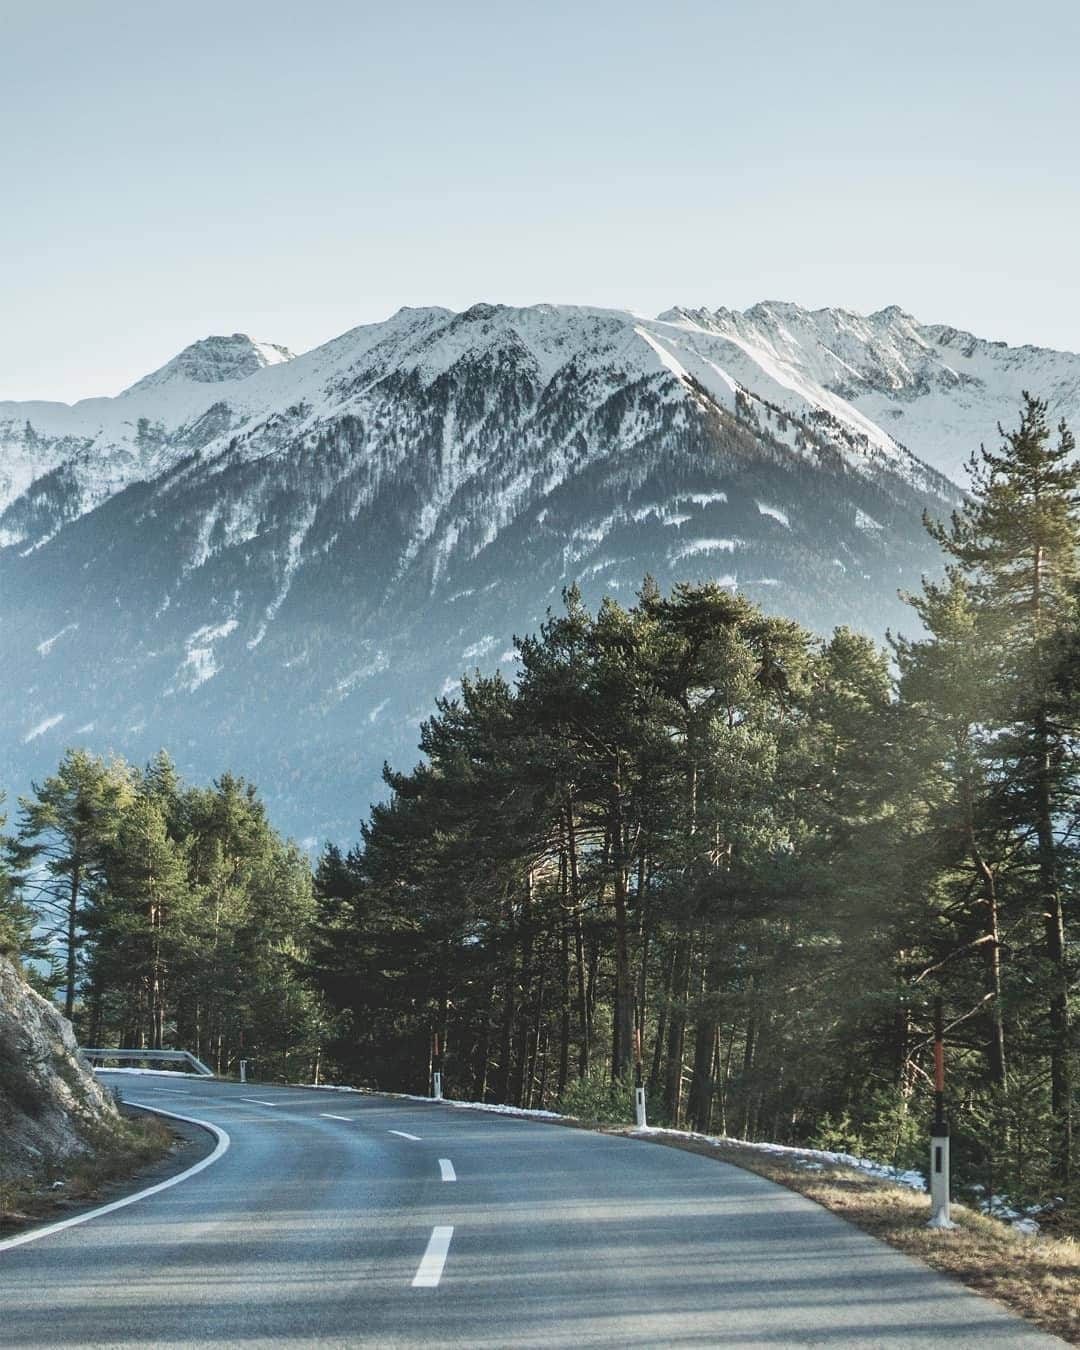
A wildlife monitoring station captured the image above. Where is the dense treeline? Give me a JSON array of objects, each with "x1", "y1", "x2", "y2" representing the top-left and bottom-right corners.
[
  {"x1": 2, "y1": 753, "x2": 323, "y2": 1079},
  {"x1": 2, "y1": 395, "x2": 1076, "y2": 1226},
  {"x1": 312, "y1": 395, "x2": 1078, "y2": 1221}
]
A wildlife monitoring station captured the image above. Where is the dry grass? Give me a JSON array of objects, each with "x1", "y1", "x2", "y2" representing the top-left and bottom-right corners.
[
  {"x1": 632, "y1": 1132, "x2": 1080, "y2": 1346},
  {"x1": 0, "y1": 1112, "x2": 174, "y2": 1231}
]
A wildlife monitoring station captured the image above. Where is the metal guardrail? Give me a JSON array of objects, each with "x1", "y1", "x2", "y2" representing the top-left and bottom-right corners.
[{"x1": 82, "y1": 1048, "x2": 215, "y2": 1077}]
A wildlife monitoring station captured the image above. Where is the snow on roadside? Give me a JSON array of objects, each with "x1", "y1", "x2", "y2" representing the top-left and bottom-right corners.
[
  {"x1": 629, "y1": 1123, "x2": 926, "y2": 1191},
  {"x1": 301, "y1": 1083, "x2": 565, "y2": 1119},
  {"x1": 628, "y1": 1125, "x2": 1044, "y2": 1235}
]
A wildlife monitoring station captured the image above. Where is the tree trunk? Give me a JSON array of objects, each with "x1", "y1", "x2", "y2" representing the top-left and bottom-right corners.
[
  {"x1": 740, "y1": 1007, "x2": 757, "y2": 1139},
  {"x1": 635, "y1": 851, "x2": 651, "y2": 1077},
  {"x1": 969, "y1": 843, "x2": 1007, "y2": 1087},
  {"x1": 496, "y1": 893, "x2": 517, "y2": 1105},
  {"x1": 611, "y1": 846, "x2": 634, "y2": 1081},
  {"x1": 663, "y1": 932, "x2": 692, "y2": 1125},
  {"x1": 565, "y1": 798, "x2": 590, "y2": 1076},
  {"x1": 687, "y1": 948, "x2": 720, "y2": 1132},
  {"x1": 64, "y1": 863, "x2": 81, "y2": 1019},
  {"x1": 717, "y1": 1022, "x2": 738, "y2": 1136},
  {"x1": 512, "y1": 874, "x2": 534, "y2": 1107},
  {"x1": 1036, "y1": 708, "x2": 1072, "y2": 1186},
  {"x1": 557, "y1": 898, "x2": 571, "y2": 1100},
  {"x1": 649, "y1": 944, "x2": 676, "y2": 1096}
]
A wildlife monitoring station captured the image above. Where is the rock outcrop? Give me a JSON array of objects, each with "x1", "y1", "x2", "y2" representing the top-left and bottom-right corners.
[{"x1": 0, "y1": 955, "x2": 120, "y2": 1183}]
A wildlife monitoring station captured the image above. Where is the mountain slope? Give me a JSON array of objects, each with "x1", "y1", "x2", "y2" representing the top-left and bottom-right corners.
[
  {"x1": 0, "y1": 333, "x2": 297, "y2": 548},
  {"x1": 666, "y1": 302, "x2": 1080, "y2": 482},
  {"x1": 1, "y1": 302, "x2": 964, "y2": 553},
  {"x1": 6, "y1": 299, "x2": 1077, "y2": 558},
  {"x1": 0, "y1": 301, "x2": 970, "y2": 840}
]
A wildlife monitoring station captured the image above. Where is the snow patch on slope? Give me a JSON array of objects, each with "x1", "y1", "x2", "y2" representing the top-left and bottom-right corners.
[
  {"x1": 462, "y1": 635, "x2": 498, "y2": 661},
  {"x1": 175, "y1": 620, "x2": 238, "y2": 692},
  {"x1": 248, "y1": 509, "x2": 317, "y2": 649},
  {"x1": 669, "y1": 539, "x2": 739, "y2": 564},
  {"x1": 23, "y1": 714, "x2": 64, "y2": 742},
  {"x1": 756, "y1": 502, "x2": 790, "y2": 527},
  {"x1": 37, "y1": 624, "x2": 79, "y2": 656}
]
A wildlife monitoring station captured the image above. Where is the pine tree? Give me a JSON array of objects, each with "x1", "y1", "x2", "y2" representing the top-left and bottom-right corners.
[
  {"x1": 12, "y1": 750, "x2": 135, "y2": 1018},
  {"x1": 86, "y1": 792, "x2": 191, "y2": 1048},
  {"x1": 919, "y1": 393, "x2": 1080, "y2": 1188}
]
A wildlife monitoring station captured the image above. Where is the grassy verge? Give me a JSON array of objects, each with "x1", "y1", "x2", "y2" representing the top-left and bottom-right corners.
[
  {"x1": 0, "y1": 1112, "x2": 174, "y2": 1231},
  {"x1": 629, "y1": 1132, "x2": 1078, "y2": 1346}
]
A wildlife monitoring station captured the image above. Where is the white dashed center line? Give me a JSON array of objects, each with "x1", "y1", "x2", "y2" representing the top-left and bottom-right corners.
[
  {"x1": 412, "y1": 1226, "x2": 453, "y2": 1288},
  {"x1": 389, "y1": 1130, "x2": 421, "y2": 1141},
  {"x1": 320, "y1": 1113, "x2": 352, "y2": 1121},
  {"x1": 438, "y1": 1158, "x2": 456, "y2": 1182},
  {"x1": 240, "y1": 1098, "x2": 278, "y2": 1106}
]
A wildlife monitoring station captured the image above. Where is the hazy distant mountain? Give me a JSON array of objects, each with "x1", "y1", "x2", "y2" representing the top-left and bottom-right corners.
[{"x1": 4, "y1": 298, "x2": 1059, "y2": 841}]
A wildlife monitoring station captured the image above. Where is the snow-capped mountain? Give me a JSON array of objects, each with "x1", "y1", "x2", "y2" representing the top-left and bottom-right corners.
[
  {"x1": 0, "y1": 333, "x2": 297, "y2": 548},
  {"x1": 665, "y1": 302, "x2": 1080, "y2": 483},
  {"x1": 1, "y1": 298, "x2": 1066, "y2": 840}
]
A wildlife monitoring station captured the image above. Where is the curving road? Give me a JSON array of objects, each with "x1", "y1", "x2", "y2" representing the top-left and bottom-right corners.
[{"x1": 0, "y1": 1073, "x2": 1062, "y2": 1348}]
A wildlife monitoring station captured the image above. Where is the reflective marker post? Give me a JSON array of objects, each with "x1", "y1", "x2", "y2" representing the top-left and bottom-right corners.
[
  {"x1": 432, "y1": 1031, "x2": 443, "y2": 1100},
  {"x1": 928, "y1": 997, "x2": 956, "y2": 1229},
  {"x1": 634, "y1": 1027, "x2": 647, "y2": 1128},
  {"x1": 239, "y1": 1059, "x2": 248, "y2": 1084}
]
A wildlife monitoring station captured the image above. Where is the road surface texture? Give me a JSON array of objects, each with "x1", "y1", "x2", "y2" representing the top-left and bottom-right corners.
[{"x1": 0, "y1": 1073, "x2": 1063, "y2": 1348}]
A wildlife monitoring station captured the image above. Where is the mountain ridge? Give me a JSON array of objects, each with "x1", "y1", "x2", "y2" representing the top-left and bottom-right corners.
[
  {"x1": 1, "y1": 298, "x2": 1070, "y2": 839},
  {"x1": 4, "y1": 299, "x2": 1079, "y2": 544},
  {"x1": 0, "y1": 299, "x2": 962, "y2": 551}
]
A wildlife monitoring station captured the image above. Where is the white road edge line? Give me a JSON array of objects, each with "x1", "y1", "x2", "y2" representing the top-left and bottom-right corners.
[
  {"x1": 240, "y1": 1098, "x2": 278, "y2": 1106},
  {"x1": 412, "y1": 1225, "x2": 454, "y2": 1288},
  {"x1": 389, "y1": 1130, "x2": 421, "y2": 1141},
  {"x1": 320, "y1": 1113, "x2": 352, "y2": 1121},
  {"x1": 0, "y1": 1103, "x2": 230, "y2": 1254},
  {"x1": 439, "y1": 1158, "x2": 456, "y2": 1182}
]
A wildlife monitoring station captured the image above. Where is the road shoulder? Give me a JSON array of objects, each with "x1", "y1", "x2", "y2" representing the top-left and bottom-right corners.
[{"x1": 0, "y1": 1105, "x2": 215, "y2": 1241}]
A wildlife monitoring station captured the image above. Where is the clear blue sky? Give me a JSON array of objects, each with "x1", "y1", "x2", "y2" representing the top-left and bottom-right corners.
[{"x1": 4, "y1": 0, "x2": 1079, "y2": 402}]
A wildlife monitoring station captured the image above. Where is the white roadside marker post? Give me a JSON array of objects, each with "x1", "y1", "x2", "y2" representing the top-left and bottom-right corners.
[
  {"x1": 432, "y1": 1030, "x2": 443, "y2": 1100},
  {"x1": 928, "y1": 997, "x2": 956, "y2": 1230},
  {"x1": 239, "y1": 1059, "x2": 248, "y2": 1084},
  {"x1": 634, "y1": 1027, "x2": 647, "y2": 1128}
]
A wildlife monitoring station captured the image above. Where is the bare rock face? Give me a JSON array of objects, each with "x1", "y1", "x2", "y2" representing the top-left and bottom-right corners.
[{"x1": 0, "y1": 956, "x2": 120, "y2": 1182}]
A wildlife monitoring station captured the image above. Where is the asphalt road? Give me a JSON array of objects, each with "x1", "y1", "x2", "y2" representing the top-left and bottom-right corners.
[{"x1": 0, "y1": 1073, "x2": 1063, "y2": 1348}]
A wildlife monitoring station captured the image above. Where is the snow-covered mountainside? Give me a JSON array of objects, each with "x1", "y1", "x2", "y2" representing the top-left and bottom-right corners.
[
  {"x1": 666, "y1": 302, "x2": 1080, "y2": 483},
  {"x1": 0, "y1": 333, "x2": 296, "y2": 548},
  {"x1": 1, "y1": 298, "x2": 1063, "y2": 841}
]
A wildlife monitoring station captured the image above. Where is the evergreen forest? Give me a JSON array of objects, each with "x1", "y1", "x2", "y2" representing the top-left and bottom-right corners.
[{"x1": 2, "y1": 395, "x2": 1077, "y2": 1232}]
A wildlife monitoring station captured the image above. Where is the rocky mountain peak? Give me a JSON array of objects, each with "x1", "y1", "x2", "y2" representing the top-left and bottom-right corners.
[{"x1": 124, "y1": 333, "x2": 295, "y2": 393}]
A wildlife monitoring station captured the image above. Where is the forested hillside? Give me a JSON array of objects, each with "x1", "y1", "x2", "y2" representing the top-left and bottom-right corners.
[
  {"x1": 312, "y1": 394, "x2": 1079, "y2": 1229},
  {"x1": 2, "y1": 396, "x2": 1076, "y2": 1231}
]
